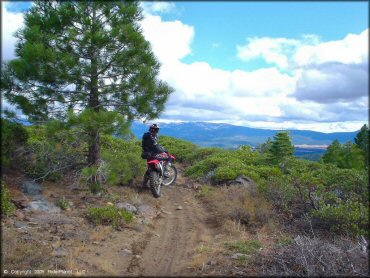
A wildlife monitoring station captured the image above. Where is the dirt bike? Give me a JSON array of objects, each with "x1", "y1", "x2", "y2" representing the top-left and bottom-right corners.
[{"x1": 143, "y1": 152, "x2": 177, "y2": 198}]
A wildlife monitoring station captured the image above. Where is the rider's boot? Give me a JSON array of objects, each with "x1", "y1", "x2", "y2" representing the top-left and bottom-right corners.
[{"x1": 138, "y1": 171, "x2": 150, "y2": 192}]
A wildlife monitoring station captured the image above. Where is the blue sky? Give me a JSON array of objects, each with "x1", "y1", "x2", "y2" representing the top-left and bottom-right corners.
[
  {"x1": 173, "y1": 1, "x2": 368, "y2": 71},
  {"x1": 1, "y1": 1, "x2": 369, "y2": 133}
]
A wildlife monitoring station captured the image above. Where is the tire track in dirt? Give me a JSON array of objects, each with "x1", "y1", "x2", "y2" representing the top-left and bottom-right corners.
[{"x1": 127, "y1": 172, "x2": 217, "y2": 276}]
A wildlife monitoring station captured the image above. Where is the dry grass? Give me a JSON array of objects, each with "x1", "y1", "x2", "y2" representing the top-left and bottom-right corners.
[
  {"x1": 90, "y1": 226, "x2": 113, "y2": 241},
  {"x1": 198, "y1": 185, "x2": 275, "y2": 233},
  {"x1": 2, "y1": 227, "x2": 54, "y2": 270},
  {"x1": 255, "y1": 235, "x2": 369, "y2": 276}
]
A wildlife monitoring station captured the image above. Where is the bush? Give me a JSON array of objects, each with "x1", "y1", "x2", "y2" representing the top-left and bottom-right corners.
[
  {"x1": 100, "y1": 135, "x2": 146, "y2": 186},
  {"x1": 311, "y1": 200, "x2": 368, "y2": 236},
  {"x1": 87, "y1": 206, "x2": 134, "y2": 229},
  {"x1": 196, "y1": 185, "x2": 214, "y2": 197},
  {"x1": 1, "y1": 118, "x2": 28, "y2": 167},
  {"x1": 1, "y1": 184, "x2": 15, "y2": 216},
  {"x1": 185, "y1": 147, "x2": 267, "y2": 184},
  {"x1": 258, "y1": 158, "x2": 369, "y2": 236},
  {"x1": 20, "y1": 124, "x2": 86, "y2": 181},
  {"x1": 55, "y1": 197, "x2": 70, "y2": 210},
  {"x1": 159, "y1": 136, "x2": 198, "y2": 163},
  {"x1": 255, "y1": 236, "x2": 369, "y2": 276},
  {"x1": 226, "y1": 240, "x2": 262, "y2": 255}
]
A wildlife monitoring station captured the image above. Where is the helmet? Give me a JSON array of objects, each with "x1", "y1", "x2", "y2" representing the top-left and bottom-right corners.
[{"x1": 149, "y1": 123, "x2": 160, "y2": 133}]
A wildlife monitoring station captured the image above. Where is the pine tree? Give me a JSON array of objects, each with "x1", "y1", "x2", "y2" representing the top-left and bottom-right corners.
[
  {"x1": 322, "y1": 139, "x2": 342, "y2": 165},
  {"x1": 354, "y1": 124, "x2": 369, "y2": 167},
  {"x1": 322, "y1": 139, "x2": 365, "y2": 170},
  {"x1": 341, "y1": 141, "x2": 365, "y2": 170},
  {"x1": 2, "y1": 1, "x2": 173, "y2": 166},
  {"x1": 257, "y1": 137, "x2": 273, "y2": 154},
  {"x1": 269, "y1": 131, "x2": 295, "y2": 163}
]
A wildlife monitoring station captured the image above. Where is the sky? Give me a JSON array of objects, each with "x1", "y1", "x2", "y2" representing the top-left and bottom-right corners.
[{"x1": 1, "y1": 1, "x2": 369, "y2": 133}]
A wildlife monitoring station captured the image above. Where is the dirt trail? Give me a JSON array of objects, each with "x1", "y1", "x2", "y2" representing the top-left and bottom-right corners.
[
  {"x1": 126, "y1": 172, "x2": 217, "y2": 276},
  {"x1": 3, "y1": 167, "x2": 219, "y2": 276}
]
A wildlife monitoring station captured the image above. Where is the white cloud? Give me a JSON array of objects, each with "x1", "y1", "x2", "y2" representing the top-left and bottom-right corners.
[
  {"x1": 237, "y1": 37, "x2": 303, "y2": 69},
  {"x1": 294, "y1": 29, "x2": 368, "y2": 66},
  {"x1": 230, "y1": 68, "x2": 296, "y2": 97},
  {"x1": 140, "y1": 2, "x2": 176, "y2": 15},
  {"x1": 1, "y1": 2, "x2": 25, "y2": 61},
  {"x1": 140, "y1": 14, "x2": 194, "y2": 63},
  {"x1": 141, "y1": 11, "x2": 367, "y2": 132}
]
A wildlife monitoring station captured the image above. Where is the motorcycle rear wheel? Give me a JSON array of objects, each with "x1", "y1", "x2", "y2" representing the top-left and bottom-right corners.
[
  {"x1": 162, "y1": 165, "x2": 177, "y2": 186},
  {"x1": 149, "y1": 171, "x2": 162, "y2": 198}
]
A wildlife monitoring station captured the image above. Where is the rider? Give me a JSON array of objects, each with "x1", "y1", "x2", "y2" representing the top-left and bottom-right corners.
[
  {"x1": 142, "y1": 123, "x2": 167, "y2": 159},
  {"x1": 141, "y1": 123, "x2": 170, "y2": 180}
]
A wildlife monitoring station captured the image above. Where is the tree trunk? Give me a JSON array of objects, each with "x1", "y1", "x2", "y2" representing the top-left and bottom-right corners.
[
  {"x1": 87, "y1": 6, "x2": 101, "y2": 167},
  {"x1": 88, "y1": 129, "x2": 100, "y2": 166}
]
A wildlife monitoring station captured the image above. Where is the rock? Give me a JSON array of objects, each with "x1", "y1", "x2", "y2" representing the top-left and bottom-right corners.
[
  {"x1": 141, "y1": 218, "x2": 151, "y2": 226},
  {"x1": 107, "y1": 202, "x2": 114, "y2": 206},
  {"x1": 176, "y1": 206, "x2": 183, "y2": 210},
  {"x1": 119, "y1": 249, "x2": 133, "y2": 257},
  {"x1": 160, "y1": 209, "x2": 172, "y2": 215},
  {"x1": 21, "y1": 180, "x2": 43, "y2": 195},
  {"x1": 202, "y1": 170, "x2": 216, "y2": 183},
  {"x1": 29, "y1": 213, "x2": 78, "y2": 226},
  {"x1": 15, "y1": 210, "x2": 25, "y2": 220},
  {"x1": 25, "y1": 197, "x2": 61, "y2": 213},
  {"x1": 231, "y1": 253, "x2": 247, "y2": 260},
  {"x1": 9, "y1": 188, "x2": 29, "y2": 208},
  {"x1": 116, "y1": 202, "x2": 137, "y2": 214},
  {"x1": 228, "y1": 175, "x2": 257, "y2": 195},
  {"x1": 52, "y1": 247, "x2": 68, "y2": 257},
  {"x1": 62, "y1": 230, "x2": 90, "y2": 242},
  {"x1": 131, "y1": 224, "x2": 144, "y2": 232},
  {"x1": 137, "y1": 204, "x2": 156, "y2": 219},
  {"x1": 15, "y1": 221, "x2": 28, "y2": 229},
  {"x1": 52, "y1": 240, "x2": 61, "y2": 249},
  {"x1": 134, "y1": 255, "x2": 141, "y2": 259}
]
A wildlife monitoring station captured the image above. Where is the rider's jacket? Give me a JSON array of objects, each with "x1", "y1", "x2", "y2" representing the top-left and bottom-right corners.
[{"x1": 142, "y1": 132, "x2": 165, "y2": 157}]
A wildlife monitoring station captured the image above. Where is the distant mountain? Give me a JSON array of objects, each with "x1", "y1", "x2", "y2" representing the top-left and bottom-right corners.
[{"x1": 131, "y1": 121, "x2": 358, "y2": 149}]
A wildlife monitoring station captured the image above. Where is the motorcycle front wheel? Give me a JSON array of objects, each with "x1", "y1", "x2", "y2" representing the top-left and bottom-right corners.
[
  {"x1": 162, "y1": 165, "x2": 177, "y2": 186},
  {"x1": 149, "y1": 171, "x2": 162, "y2": 198}
]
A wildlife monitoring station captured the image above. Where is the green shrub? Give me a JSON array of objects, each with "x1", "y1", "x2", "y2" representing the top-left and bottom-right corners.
[
  {"x1": 55, "y1": 197, "x2": 70, "y2": 210},
  {"x1": 196, "y1": 185, "x2": 214, "y2": 197},
  {"x1": 1, "y1": 184, "x2": 15, "y2": 216},
  {"x1": 159, "y1": 136, "x2": 198, "y2": 163},
  {"x1": 100, "y1": 135, "x2": 146, "y2": 186},
  {"x1": 312, "y1": 199, "x2": 368, "y2": 236},
  {"x1": 185, "y1": 147, "x2": 224, "y2": 164},
  {"x1": 277, "y1": 235, "x2": 294, "y2": 246},
  {"x1": 21, "y1": 124, "x2": 86, "y2": 181},
  {"x1": 87, "y1": 206, "x2": 134, "y2": 229},
  {"x1": 1, "y1": 118, "x2": 29, "y2": 167},
  {"x1": 226, "y1": 240, "x2": 262, "y2": 255},
  {"x1": 254, "y1": 166, "x2": 283, "y2": 179}
]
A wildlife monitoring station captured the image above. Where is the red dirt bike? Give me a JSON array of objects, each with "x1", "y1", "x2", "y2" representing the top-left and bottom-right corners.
[{"x1": 143, "y1": 152, "x2": 177, "y2": 198}]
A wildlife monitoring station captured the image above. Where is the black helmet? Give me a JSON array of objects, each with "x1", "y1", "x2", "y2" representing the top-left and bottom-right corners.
[{"x1": 149, "y1": 123, "x2": 160, "y2": 133}]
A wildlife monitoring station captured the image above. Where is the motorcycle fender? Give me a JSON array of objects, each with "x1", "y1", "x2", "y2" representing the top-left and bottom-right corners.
[{"x1": 147, "y1": 159, "x2": 160, "y2": 165}]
